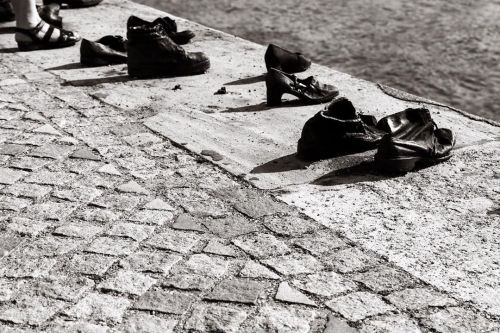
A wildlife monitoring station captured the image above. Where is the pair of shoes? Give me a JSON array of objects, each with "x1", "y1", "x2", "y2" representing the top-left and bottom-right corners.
[
  {"x1": 42, "y1": 0, "x2": 103, "y2": 8},
  {"x1": 126, "y1": 15, "x2": 209, "y2": 78},
  {"x1": 264, "y1": 44, "x2": 338, "y2": 106},
  {"x1": 297, "y1": 98, "x2": 455, "y2": 173},
  {"x1": 0, "y1": 0, "x2": 14, "y2": 22},
  {"x1": 80, "y1": 35, "x2": 127, "y2": 66},
  {"x1": 15, "y1": 20, "x2": 80, "y2": 51}
]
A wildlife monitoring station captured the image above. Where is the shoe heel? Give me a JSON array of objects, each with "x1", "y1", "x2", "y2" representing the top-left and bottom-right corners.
[
  {"x1": 266, "y1": 88, "x2": 283, "y2": 106},
  {"x1": 376, "y1": 157, "x2": 420, "y2": 174}
]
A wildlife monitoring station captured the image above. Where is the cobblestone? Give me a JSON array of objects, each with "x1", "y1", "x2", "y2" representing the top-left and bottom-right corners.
[
  {"x1": 146, "y1": 230, "x2": 200, "y2": 253},
  {"x1": 33, "y1": 275, "x2": 95, "y2": 302},
  {"x1": 292, "y1": 271, "x2": 357, "y2": 297},
  {"x1": 65, "y1": 254, "x2": 117, "y2": 276},
  {"x1": 0, "y1": 295, "x2": 66, "y2": 326},
  {"x1": 323, "y1": 247, "x2": 382, "y2": 273},
  {"x1": 326, "y1": 292, "x2": 395, "y2": 321},
  {"x1": 203, "y1": 215, "x2": 260, "y2": 238},
  {"x1": 239, "y1": 260, "x2": 280, "y2": 280},
  {"x1": 352, "y1": 265, "x2": 419, "y2": 293},
  {"x1": 204, "y1": 239, "x2": 239, "y2": 257},
  {"x1": 245, "y1": 305, "x2": 319, "y2": 333},
  {"x1": 263, "y1": 253, "x2": 325, "y2": 275},
  {"x1": 85, "y1": 237, "x2": 138, "y2": 256},
  {"x1": 172, "y1": 213, "x2": 208, "y2": 232},
  {"x1": 205, "y1": 278, "x2": 268, "y2": 305},
  {"x1": 359, "y1": 314, "x2": 422, "y2": 333},
  {"x1": 275, "y1": 282, "x2": 316, "y2": 306},
  {"x1": 163, "y1": 273, "x2": 216, "y2": 291},
  {"x1": 232, "y1": 233, "x2": 290, "y2": 258},
  {"x1": 0, "y1": 168, "x2": 26, "y2": 185},
  {"x1": 2, "y1": 183, "x2": 52, "y2": 199},
  {"x1": 7, "y1": 217, "x2": 51, "y2": 236},
  {"x1": 124, "y1": 314, "x2": 177, "y2": 333},
  {"x1": 385, "y1": 287, "x2": 458, "y2": 310},
  {"x1": 98, "y1": 269, "x2": 157, "y2": 296},
  {"x1": 175, "y1": 254, "x2": 229, "y2": 277},
  {"x1": 53, "y1": 222, "x2": 103, "y2": 239},
  {"x1": 184, "y1": 304, "x2": 248, "y2": 333},
  {"x1": 107, "y1": 222, "x2": 155, "y2": 242},
  {"x1": 65, "y1": 293, "x2": 130, "y2": 324},
  {"x1": 120, "y1": 251, "x2": 182, "y2": 274},
  {"x1": 133, "y1": 289, "x2": 195, "y2": 315}
]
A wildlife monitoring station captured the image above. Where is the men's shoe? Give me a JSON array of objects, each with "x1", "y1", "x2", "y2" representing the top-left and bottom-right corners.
[
  {"x1": 297, "y1": 97, "x2": 385, "y2": 161},
  {"x1": 37, "y1": 4, "x2": 62, "y2": 28},
  {"x1": 127, "y1": 21, "x2": 209, "y2": 78},
  {"x1": 265, "y1": 44, "x2": 311, "y2": 73},
  {"x1": 266, "y1": 68, "x2": 338, "y2": 106},
  {"x1": 375, "y1": 108, "x2": 455, "y2": 173},
  {"x1": 80, "y1": 35, "x2": 127, "y2": 67},
  {"x1": 127, "y1": 15, "x2": 195, "y2": 45},
  {"x1": 42, "y1": 0, "x2": 103, "y2": 8},
  {"x1": 0, "y1": 0, "x2": 15, "y2": 22}
]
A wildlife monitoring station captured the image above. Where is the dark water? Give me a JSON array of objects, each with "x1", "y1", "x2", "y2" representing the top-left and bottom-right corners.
[{"x1": 137, "y1": 0, "x2": 500, "y2": 121}]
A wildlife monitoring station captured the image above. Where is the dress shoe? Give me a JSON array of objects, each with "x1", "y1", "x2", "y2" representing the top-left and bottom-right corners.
[
  {"x1": 43, "y1": 0, "x2": 103, "y2": 8},
  {"x1": 127, "y1": 15, "x2": 195, "y2": 45},
  {"x1": 37, "y1": 4, "x2": 62, "y2": 28},
  {"x1": 297, "y1": 97, "x2": 385, "y2": 161},
  {"x1": 80, "y1": 35, "x2": 127, "y2": 66},
  {"x1": 127, "y1": 22, "x2": 209, "y2": 78},
  {"x1": 266, "y1": 68, "x2": 338, "y2": 106},
  {"x1": 265, "y1": 44, "x2": 311, "y2": 73},
  {"x1": 375, "y1": 108, "x2": 455, "y2": 173},
  {"x1": 0, "y1": 0, "x2": 15, "y2": 22}
]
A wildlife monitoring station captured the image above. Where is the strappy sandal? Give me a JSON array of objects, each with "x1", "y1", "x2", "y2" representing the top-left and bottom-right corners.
[
  {"x1": 16, "y1": 20, "x2": 80, "y2": 51},
  {"x1": 266, "y1": 67, "x2": 339, "y2": 106}
]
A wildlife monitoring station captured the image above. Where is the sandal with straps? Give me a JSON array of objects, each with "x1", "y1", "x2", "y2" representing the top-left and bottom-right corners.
[{"x1": 16, "y1": 20, "x2": 80, "y2": 51}]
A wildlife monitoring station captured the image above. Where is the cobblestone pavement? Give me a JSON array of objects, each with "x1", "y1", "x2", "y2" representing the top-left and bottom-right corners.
[
  {"x1": 0, "y1": 2, "x2": 499, "y2": 333},
  {"x1": 0, "y1": 57, "x2": 499, "y2": 333}
]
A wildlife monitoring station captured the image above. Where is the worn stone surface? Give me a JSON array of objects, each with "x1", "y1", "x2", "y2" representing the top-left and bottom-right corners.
[
  {"x1": 360, "y1": 314, "x2": 422, "y2": 333},
  {"x1": 385, "y1": 288, "x2": 458, "y2": 310},
  {"x1": 124, "y1": 314, "x2": 177, "y2": 333},
  {"x1": 203, "y1": 215, "x2": 260, "y2": 239},
  {"x1": 324, "y1": 315, "x2": 359, "y2": 333},
  {"x1": 107, "y1": 222, "x2": 155, "y2": 242},
  {"x1": 204, "y1": 239, "x2": 239, "y2": 257},
  {"x1": 420, "y1": 307, "x2": 500, "y2": 333},
  {"x1": 275, "y1": 282, "x2": 316, "y2": 306},
  {"x1": 246, "y1": 305, "x2": 319, "y2": 333},
  {"x1": 293, "y1": 271, "x2": 357, "y2": 297},
  {"x1": 163, "y1": 273, "x2": 216, "y2": 291},
  {"x1": 0, "y1": 295, "x2": 66, "y2": 326},
  {"x1": 33, "y1": 275, "x2": 95, "y2": 302},
  {"x1": 323, "y1": 247, "x2": 382, "y2": 273},
  {"x1": 64, "y1": 293, "x2": 130, "y2": 324},
  {"x1": 134, "y1": 289, "x2": 195, "y2": 315},
  {"x1": 120, "y1": 251, "x2": 182, "y2": 274},
  {"x1": 232, "y1": 233, "x2": 290, "y2": 258},
  {"x1": 65, "y1": 254, "x2": 117, "y2": 276},
  {"x1": 326, "y1": 292, "x2": 395, "y2": 321},
  {"x1": 85, "y1": 237, "x2": 138, "y2": 256},
  {"x1": 98, "y1": 270, "x2": 157, "y2": 296},
  {"x1": 352, "y1": 265, "x2": 419, "y2": 293},
  {"x1": 175, "y1": 254, "x2": 229, "y2": 277},
  {"x1": 239, "y1": 260, "x2": 280, "y2": 280},
  {"x1": 0, "y1": 168, "x2": 26, "y2": 185},
  {"x1": 263, "y1": 253, "x2": 325, "y2": 275},
  {"x1": 205, "y1": 278, "x2": 268, "y2": 305},
  {"x1": 146, "y1": 230, "x2": 200, "y2": 253},
  {"x1": 185, "y1": 304, "x2": 248, "y2": 333}
]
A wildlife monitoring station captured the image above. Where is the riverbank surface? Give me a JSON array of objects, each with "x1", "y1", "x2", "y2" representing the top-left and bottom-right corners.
[{"x1": 136, "y1": 0, "x2": 500, "y2": 121}]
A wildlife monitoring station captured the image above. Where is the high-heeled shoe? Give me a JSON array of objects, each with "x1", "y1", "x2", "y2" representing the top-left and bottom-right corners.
[
  {"x1": 16, "y1": 20, "x2": 80, "y2": 51},
  {"x1": 42, "y1": 0, "x2": 102, "y2": 8},
  {"x1": 265, "y1": 44, "x2": 311, "y2": 73},
  {"x1": 266, "y1": 67, "x2": 339, "y2": 106}
]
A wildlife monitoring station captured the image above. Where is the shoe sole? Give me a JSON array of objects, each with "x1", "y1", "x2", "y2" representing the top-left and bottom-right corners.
[
  {"x1": 43, "y1": 0, "x2": 102, "y2": 8},
  {"x1": 17, "y1": 40, "x2": 77, "y2": 51},
  {"x1": 81, "y1": 57, "x2": 126, "y2": 67},
  {"x1": 128, "y1": 59, "x2": 210, "y2": 79},
  {"x1": 375, "y1": 154, "x2": 452, "y2": 173}
]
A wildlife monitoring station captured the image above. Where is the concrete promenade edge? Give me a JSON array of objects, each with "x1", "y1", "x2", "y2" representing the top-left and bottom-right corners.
[{"x1": 0, "y1": 0, "x2": 499, "y2": 332}]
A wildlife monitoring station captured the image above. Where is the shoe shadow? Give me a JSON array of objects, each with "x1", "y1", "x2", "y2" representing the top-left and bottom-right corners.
[
  {"x1": 312, "y1": 160, "x2": 400, "y2": 186},
  {"x1": 0, "y1": 27, "x2": 16, "y2": 35},
  {"x1": 46, "y1": 62, "x2": 83, "y2": 71},
  {"x1": 0, "y1": 47, "x2": 18, "y2": 53},
  {"x1": 222, "y1": 99, "x2": 306, "y2": 113},
  {"x1": 61, "y1": 74, "x2": 130, "y2": 86},
  {"x1": 225, "y1": 74, "x2": 266, "y2": 86},
  {"x1": 251, "y1": 153, "x2": 312, "y2": 174}
]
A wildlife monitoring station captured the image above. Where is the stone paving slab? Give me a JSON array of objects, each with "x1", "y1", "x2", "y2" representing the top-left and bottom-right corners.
[{"x1": 0, "y1": 0, "x2": 498, "y2": 332}]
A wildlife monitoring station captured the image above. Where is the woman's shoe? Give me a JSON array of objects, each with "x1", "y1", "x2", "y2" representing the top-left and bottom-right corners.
[
  {"x1": 0, "y1": 0, "x2": 15, "y2": 22},
  {"x1": 42, "y1": 0, "x2": 102, "y2": 8},
  {"x1": 37, "y1": 4, "x2": 62, "y2": 28},
  {"x1": 265, "y1": 44, "x2": 311, "y2": 73},
  {"x1": 80, "y1": 35, "x2": 127, "y2": 67},
  {"x1": 127, "y1": 15, "x2": 195, "y2": 45},
  {"x1": 266, "y1": 67, "x2": 338, "y2": 106},
  {"x1": 16, "y1": 20, "x2": 80, "y2": 51}
]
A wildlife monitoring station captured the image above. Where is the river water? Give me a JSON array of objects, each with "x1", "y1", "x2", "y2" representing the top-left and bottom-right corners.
[{"x1": 136, "y1": 0, "x2": 499, "y2": 121}]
